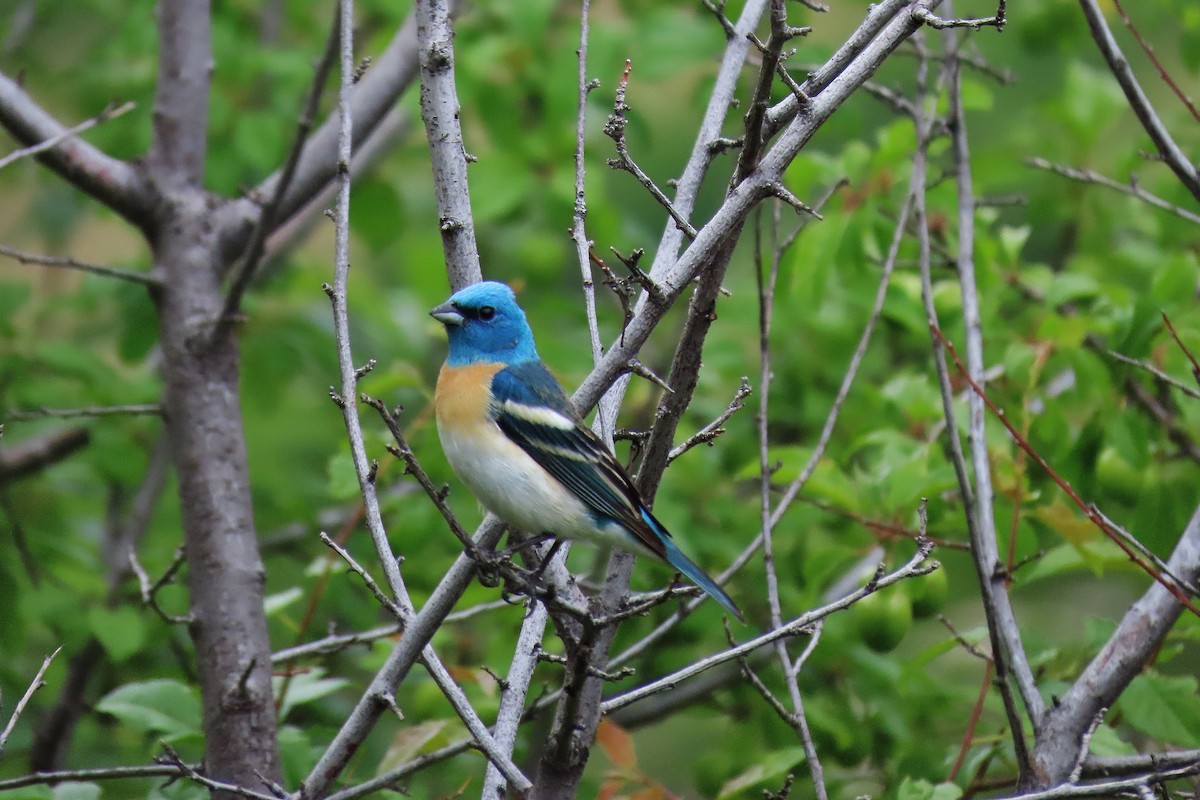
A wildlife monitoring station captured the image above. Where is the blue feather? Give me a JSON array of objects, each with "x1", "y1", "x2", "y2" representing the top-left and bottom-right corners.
[
  {"x1": 432, "y1": 281, "x2": 745, "y2": 622},
  {"x1": 642, "y1": 510, "x2": 744, "y2": 622}
]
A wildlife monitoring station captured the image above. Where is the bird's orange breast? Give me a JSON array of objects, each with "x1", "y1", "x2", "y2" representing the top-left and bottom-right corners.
[{"x1": 435, "y1": 362, "x2": 505, "y2": 429}]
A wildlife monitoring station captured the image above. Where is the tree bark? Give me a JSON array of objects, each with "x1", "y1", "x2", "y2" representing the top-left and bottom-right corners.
[
  {"x1": 147, "y1": 0, "x2": 282, "y2": 793},
  {"x1": 153, "y1": 188, "x2": 282, "y2": 793}
]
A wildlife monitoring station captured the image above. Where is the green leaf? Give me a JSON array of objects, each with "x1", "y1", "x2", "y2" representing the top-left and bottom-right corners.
[
  {"x1": 376, "y1": 719, "x2": 449, "y2": 776},
  {"x1": 52, "y1": 784, "x2": 101, "y2": 800},
  {"x1": 275, "y1": 669, "x2": 350, "y2": 721},
  {"x1": 1118, "y1": 673, "x2": 1200, "y2": 746},
  {"x1": 1087, "y1": 724, "x2": 1137, "y2": 758},
  {"x1": 0, "y1": 280, "x2": 31, "y2": 336},
  {"x1": 717, "y1": 746, "x2": 806, "y2": 799},
  {"x1": 88, "y1": 605, "x2": 146, "y2": 663},
  {"x1": 327, "y1": 449, "x2": 361, "y2": 500},
  {"x1": 264, "y1": 587, "x2": 304, "y2": 617},
  {"x1": 96, "y1": 679, "x2": 201, "y2": 738},
  {"x1": 899, "y1": 778, "x2": 963, "y2": 800}
]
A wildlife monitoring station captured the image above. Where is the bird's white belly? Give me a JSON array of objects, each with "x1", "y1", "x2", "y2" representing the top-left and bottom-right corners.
[{"x1": 439, "y1": 422, "x2": 606, "y2": 542}]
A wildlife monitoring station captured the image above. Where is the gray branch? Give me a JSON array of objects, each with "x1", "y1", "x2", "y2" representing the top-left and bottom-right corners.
[
  {"x1": 415, "y1": 0, "x2": 480, "y2": 290},
  {"x1": 1032, "y1": 504, "x2": 1200, "y2": 784},
  {"x1": 0, "y1": 74, "x2": 151, "y2": 227},
  {"x1": 1077, "y1": 0, "x2": 1200, "y2": 202}
]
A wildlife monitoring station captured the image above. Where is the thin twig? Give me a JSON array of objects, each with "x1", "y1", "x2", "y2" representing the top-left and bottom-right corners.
[
  {"x1": 1162, "y1": 312, "x2": 1200, "y2": 389},
  {"x1": 756, "y1": 195, "x2": 827, "y2": 800},
  {"x1": 363, "y1": 397, "x2": 475, "y2": 550},
  {"x1": 912, "y1": 1, "x2": 1006, "y2": 31},
  {"x1": 0, "y1": 100, "x2": 135, "y2": 171},
  {"x1": 603, "y1": 60, "x2": 698, "y2": 240},
  {"x1": 129, "y1": 547, "x2": 192, "y2": 625},
  {"x1": 935, "y1": 326, "x2": 1200, "y2": 617},
  {"x1": 1105, "y1": 348, "x2": 1200, "y2": 401},
  {"x1": 0, "y1": 647, "x2": 61, "y2": 758},
  {"x1": 4, "y1": 404, "x2": 162, "y2": 421},
  {"x1": 271, "y1": 599, "x2": 511, "y2": 664},
  {"x1": 601, "y1": 539, "x2": 934, "y2": 715},
  {"x1": 222, "y1": 7, "x2": 341, "y2": 322},
  {"x1": 305, "y1": 2, "x2": 531, "y2": 793},
  {"x1": 1026, "y1": 158, "x2": 1200, "y2": 226},
  {"x1": 929, "y1": 28, "x2": 1042, "y2": 772},
  {"x1": 1110, "y1": 0, "x2": 1200, "y2": 124},
  {"x1": 0, "y1": 243, "x2": 159, "y2": 287},
  {"x1": 666, "y1": 377, "x2": 752, "y2": 463},
  {"x1": 1077, "y1": 0, "x2": 1200, "y2": 202},
  {"x1": 319, "y1": 532, "x2": 404, "y2": 617},
  {"x1": 156, "y1": 744, "x2": 283, "y2": 800}
]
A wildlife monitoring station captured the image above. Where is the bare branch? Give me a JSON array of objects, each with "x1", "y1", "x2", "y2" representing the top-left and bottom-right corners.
[
  {"x1": 155, "y1": 745, "x2": 284, "y2": 800},
  {"x1": 221, "y1": 8, "x2": 341, "y2": 320},
  {"x1": 667, "y1": 377, "x2": 752, "y2": 463},
  {"x1": 0, "y1": 427, "x2": 89, "y2": 484},
  {"x1": 0, "y1": 73, "x2": 152, "y2": 226},
  {"x1": 365, "y1": 397, "x2": 475, "y2": 550},
  {"x1": 604, "y1": 60, "x2": 698, "y2": 241},
  {"x1": 1105, "y1": 348, "x2": 1200, "y2": 401},
  {"x1": 1026, "y1": 158, "x2": 1200, "y2": 226},
  {"x1": 1163, "y1": 312, "x2": 1200, "y2": 389},
  {"x1": 1110, "y1": 0, "x2": 1200, "y2": 123},
  {"x1": 912, "y1": 1, "x2": 1006, "y2": 31},
  {"x1": 481, "y1": 602, "x2": 549, "y2": 798},
  {"x1": 0, "y1": 243, "x2": 159, "y2": 286},
  {"x1": 4, "y1": 404, "x2": 162, "y2": 421},
  {"x1": 1076, "y1": 0, "x2": 1200, "y2": 202},
  {"x1": 129, "y1": 546, "x2": 192, "y2": 625},
  {"x1": 415, "y1": 0, "x2": 480, "y2": 290},
  {"x1": 319, "y1": 532, "x2": 405, "y2": 617},
  {"x1": 1034, "y1": 505, "x2": 1200, "y2": 787},
  {"x1": 215, "y1": 12, "x2": 422, "y2": 261},
  {"x1": 0, "y1": 647, "x2": 61, "y2": 758},
  {"x1": 0, "y1": 764, "x2": 194, "y2": 792},
  {"x1": 0, "y1": 100, "x2": 135, "y2": 171},
  {"x1": 601, "y1": 539, "x2": 934, "y2": 715}
]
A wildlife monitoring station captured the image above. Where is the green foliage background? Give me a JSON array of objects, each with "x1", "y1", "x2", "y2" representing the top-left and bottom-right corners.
[{"x1": 1, "y1": 0, "x2": 1199, "y2": 797}]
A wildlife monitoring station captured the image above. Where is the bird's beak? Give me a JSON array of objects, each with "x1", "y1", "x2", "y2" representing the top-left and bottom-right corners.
[{"x1": 430, "y1": 302, "x2": 464, "y2": 327}]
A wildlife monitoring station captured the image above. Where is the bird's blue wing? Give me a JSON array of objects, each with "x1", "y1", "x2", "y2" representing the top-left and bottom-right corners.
[
  {"x1": 491, "y1": 361, "x2": 745, "y2": 622},
  {"x1": 489, "y1": 362, "x2": 667, "y2": 560}
]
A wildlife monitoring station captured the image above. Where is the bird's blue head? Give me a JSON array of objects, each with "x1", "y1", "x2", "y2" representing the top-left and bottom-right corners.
[{"x1": 430, "y1": 281, "x2": 540, "y2": 366}]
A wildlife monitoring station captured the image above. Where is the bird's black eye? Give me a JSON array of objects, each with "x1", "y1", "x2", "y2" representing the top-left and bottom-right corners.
[{"x1": 478, "y1": 305, "x2": 496, "y2": 321}]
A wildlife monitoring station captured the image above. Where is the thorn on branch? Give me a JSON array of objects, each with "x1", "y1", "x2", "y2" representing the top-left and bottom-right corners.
[
  {"x1": 235, "y1": 657, "x2": 258, "y2": 698},
  {"x1": 378, "y1": 691, "x2": 404, "y2": 720},
  {"x1": 767, "y1": 182, "x2": 822, "y2": 219},
  {"x1": 626, "y1": 358, "x2": 672, "y2": 393},
  {"x1": 482, "y1": 665, "x2": 509, "y2": 693}
]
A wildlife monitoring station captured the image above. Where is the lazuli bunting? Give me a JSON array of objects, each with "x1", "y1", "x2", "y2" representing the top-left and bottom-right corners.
[{"x1": 430, "y1": 281, "x2": 743, "y2": 622}]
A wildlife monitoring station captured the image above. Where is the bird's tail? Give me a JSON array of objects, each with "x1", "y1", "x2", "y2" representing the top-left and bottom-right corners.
[{"x1": 643, "y1": 511, "x2": 745, "y2": 623}]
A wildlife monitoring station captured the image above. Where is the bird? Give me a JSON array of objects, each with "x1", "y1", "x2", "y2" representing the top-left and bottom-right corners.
[{"x1": 430, "y1": 280, "x2": 744, "y2": 622}]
